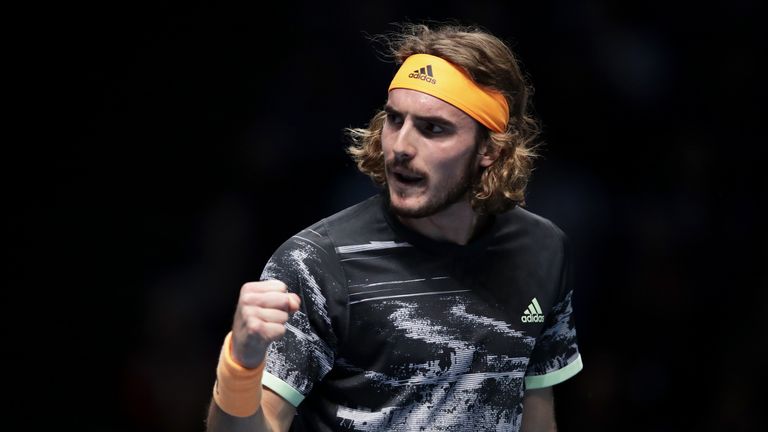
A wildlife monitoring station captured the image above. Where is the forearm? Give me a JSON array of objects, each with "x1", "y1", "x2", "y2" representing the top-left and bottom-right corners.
[
  {"x1": 208, "y1": 281, "x2": 300, "y2": 431},
  {"x1": 207, "y1": 331, "x2": 296, "y2": 431},
  {"x1": 206, "y1": 399, "x2": 272, "y2": 432},
  {"x1": 207, "y1": 386, "x2": 295, "y2": 432},
  {"x1": 521, "y1": 387, "x2": 557, "y2": 432}
]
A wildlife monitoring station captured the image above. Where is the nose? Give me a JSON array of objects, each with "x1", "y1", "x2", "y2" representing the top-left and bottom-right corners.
[{"x1": 391, "y1": 120, "x2": 417, "y2": 163}]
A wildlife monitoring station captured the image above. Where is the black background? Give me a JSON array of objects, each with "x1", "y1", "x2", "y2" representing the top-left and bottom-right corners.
[{"x1": 9, "y1": 1, "x2": 766, "y2": 430}]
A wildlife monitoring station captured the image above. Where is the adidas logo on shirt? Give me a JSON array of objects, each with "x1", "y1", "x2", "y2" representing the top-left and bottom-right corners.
[
  {"x1": 408, "y1": 64, "x2": 436, "y2": 84},
  {"x1": 521, "y1": 298, "x2": 545, "y2": 323}
]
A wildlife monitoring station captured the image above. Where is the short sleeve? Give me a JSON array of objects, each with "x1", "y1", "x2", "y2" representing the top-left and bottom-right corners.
[
  {"x1": 524, "y1": 231, "x2": 583, "y2": 389},
  {"x1": 259, "y1": 222, "x2": 346, "y2": 407}
]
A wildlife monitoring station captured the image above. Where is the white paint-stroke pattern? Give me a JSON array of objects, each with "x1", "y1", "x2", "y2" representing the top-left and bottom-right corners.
[
  {"x1": 335, "y1": 241, "x2": 413, "y2": 254},
  {"x1": 291, "y1": 235, "x2": 328, "y2": 255},
  {"x1": 290, "y1": 246, "x2": 331, "y2": 327},
  {"x1": 336, "y1": 299, "x2": 522, "y2": 431},
  {"x1": 349, "y1": 276, "x2": 450, "y2": 297},
  {"x1": 528, "y1": 290, "x2": 578, "y2": 374},
  {"x1": 264, "y1": 312, "x2": 335, "y2": 395},
  {"x1": 340, "y1": 254, "x2": 390, "y2": 262},
  {"x1": 285, "y1": 318, "x2": 334, "y2": 376},
  {"x1": 261, "y1": 240, "x2": 335, "y2": 395},
  {"x1": 449, "y1": 304, "x2": 535, "y2": 341},
  {"x1": 348, "y1": 290, "x2": 471, "y2": 305},
  {"x1": 349, "y1": 278, "x2": 426, "y2": 289}
]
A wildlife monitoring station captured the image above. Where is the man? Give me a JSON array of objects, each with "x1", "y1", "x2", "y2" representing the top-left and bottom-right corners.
[{"x1": 207, "y1": 22, "x2": 583, "y2": 432}]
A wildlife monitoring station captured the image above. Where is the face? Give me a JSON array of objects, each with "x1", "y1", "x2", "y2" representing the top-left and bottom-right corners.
[{"x1": 382, "y1": 88, "x2": 494, "y2": 219}]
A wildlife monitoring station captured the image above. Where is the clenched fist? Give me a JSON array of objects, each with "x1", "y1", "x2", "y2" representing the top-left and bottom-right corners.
[{"x1": 230, "y1": 280, "x2": 301, "y2": 368}]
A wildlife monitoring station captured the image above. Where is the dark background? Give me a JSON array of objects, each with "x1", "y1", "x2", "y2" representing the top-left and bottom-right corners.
[{"x1": 10, "y1": 0, "x2": 766, "y2": 430}]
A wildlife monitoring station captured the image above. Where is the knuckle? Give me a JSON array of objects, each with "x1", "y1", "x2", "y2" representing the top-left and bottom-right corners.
[
  {"x1": 269, "y1": 327, "x2": 287, "y2": 342},
  {"x1": 244, "y1": 292, "x2": 263, "y2": 306},
  {"x1": 281, "y1": 296, "x2": 292, "y2": 310},
  {"x1": 239, "y1": 282, "x2": 260, "y2": 299},
  {"x1": 240, "y1": 304, "x2": 257, "y2": 320},
  {"x1": 246, "y1": 316, "x2": 262, "y2": 334},
  {"x1": 246, "y1": 292, "x2": 269, "y2": 307},
  {"x1": 264, "y1": 279, "x2": 287, "y2": 291},
  {"x1": 239, "y1": 292, "x2": 252, "y2": 305},
  {"x1": 277, "y1": 311, "x2": 290, "y2": 323}
]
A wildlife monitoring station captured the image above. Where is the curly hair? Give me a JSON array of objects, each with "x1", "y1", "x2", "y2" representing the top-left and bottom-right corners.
[{"x1": 345, "y1": 22, "x2": 541, "y2": 214}]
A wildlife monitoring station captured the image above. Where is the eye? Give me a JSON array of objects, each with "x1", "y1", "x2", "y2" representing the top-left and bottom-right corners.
[
  {"x1": 422, "y1": 122, "x2": 445, "y2": 135},
  {"x1": 385, "y1": 112, "x2": 403, "y2": 127}
]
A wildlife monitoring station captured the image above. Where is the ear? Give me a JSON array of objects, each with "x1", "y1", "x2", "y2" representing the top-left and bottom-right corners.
[{"x1": 478, "y1": 138, "x2": 500, "y2": 168}]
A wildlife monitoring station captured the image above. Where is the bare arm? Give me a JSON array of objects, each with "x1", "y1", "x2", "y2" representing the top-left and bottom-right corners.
[
  {"x1": 205, "y1": 280, "x2": 301, "y2": 432},
  {"x1": 521, "y1": 386, "x2": 557, "y2": 432},
  {"x1": 206, "y1": 387, "x2": 296, "y2": 432}
]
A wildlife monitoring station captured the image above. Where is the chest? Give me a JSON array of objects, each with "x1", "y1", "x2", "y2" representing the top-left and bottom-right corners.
[{"x1": 339, "y1": 251, "x2": 546, "y2": 374}]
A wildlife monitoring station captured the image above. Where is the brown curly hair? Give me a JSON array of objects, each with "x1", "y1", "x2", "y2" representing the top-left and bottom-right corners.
[{"x1": 345, "y1": 22, "x2": 541, "y2": 214}]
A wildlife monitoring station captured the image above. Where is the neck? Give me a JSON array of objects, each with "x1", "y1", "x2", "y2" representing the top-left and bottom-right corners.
[{"x1": 396, "y1": 201, "x2": 487, "y2": 245}]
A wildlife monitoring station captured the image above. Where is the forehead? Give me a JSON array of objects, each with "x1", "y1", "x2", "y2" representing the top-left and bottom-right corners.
[{"x1": 386, "y1": 88, "x2": 475, "y2": 126}]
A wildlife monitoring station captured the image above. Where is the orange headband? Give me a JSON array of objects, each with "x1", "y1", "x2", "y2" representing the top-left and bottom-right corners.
[{"x1": 388, "y1": 54, "x2": 510, "y2": 133}]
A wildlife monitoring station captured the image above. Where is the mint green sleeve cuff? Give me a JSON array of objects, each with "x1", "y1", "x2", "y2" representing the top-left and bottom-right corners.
[
  {"x1": 262, "y1": 371, "x2": 305, "y2": 407},
  {"x1": 525, "y1": 353, "x2": 583, "y2": 389}
]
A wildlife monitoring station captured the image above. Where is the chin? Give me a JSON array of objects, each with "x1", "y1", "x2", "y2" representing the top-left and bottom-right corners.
[
  {"x1": 391, "y1": 204, "x2": 429, "y2": 219},
  {"x1": 388, "y1": 194, "x2": 435, "y2": 219}
]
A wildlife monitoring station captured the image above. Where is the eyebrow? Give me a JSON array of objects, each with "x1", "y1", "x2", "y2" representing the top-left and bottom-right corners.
[{"x1": 383, "y1": 104, "x2": 456, "y2": 128}]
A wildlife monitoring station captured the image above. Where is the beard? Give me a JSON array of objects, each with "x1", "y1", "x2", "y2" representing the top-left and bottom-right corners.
[{"x1": 386, "y1": 154, "x2": 479, "y2": 219}]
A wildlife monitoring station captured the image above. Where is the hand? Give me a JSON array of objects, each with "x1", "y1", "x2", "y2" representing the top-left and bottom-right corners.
[{"x1": 230, "y1": 280, "x2": 301, "y2": 368}]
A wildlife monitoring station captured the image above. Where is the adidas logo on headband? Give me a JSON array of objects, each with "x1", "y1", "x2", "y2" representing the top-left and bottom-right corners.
[
  {"x1": 407, "y1": 65, "x2": 436, "y2": 84},
  {"x1": 389, "y1": 54, "x2": 510, "y2": 132}
]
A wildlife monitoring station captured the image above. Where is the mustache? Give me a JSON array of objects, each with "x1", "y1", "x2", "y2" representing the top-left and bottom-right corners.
[{"x1": 385, "y1": 159, "x2": 427, "y2": 178}]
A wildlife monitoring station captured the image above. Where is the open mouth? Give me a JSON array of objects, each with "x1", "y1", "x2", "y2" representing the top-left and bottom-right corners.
[{"x1": 393, "y1": 171, "x2": 425, "y2": 185}]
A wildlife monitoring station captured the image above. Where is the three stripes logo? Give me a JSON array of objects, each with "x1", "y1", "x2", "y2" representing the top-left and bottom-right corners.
[
  {"x1": 521, "y1": 298, "x2": 545, "y2": 323},
  {"x1": 408, "y1": 64, "x2": 437, "y2": 84}
]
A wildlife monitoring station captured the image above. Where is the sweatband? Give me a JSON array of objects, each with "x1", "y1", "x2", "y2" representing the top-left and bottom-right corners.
[
  {"x1": 212, "y1": 331, "x2": 266, "y2": 417},
  {"x1": 388, "y1": 53, "x2": 510, "y2": 133}
]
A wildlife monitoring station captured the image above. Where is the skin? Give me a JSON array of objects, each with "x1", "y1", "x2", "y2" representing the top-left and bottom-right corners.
[
  {"x1": 206, "y1": 89, "x2": 557, "y2": 432},
  {"x1": 206, "y1": 280, "x2": 299, "y2": 432},
  {"x1": 382, "y1": 88, "x2": 495, "y2": 245}
]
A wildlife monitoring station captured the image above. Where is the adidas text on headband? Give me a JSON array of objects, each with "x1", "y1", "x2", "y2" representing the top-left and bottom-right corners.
[{"x1": 388, "y1": 54, "x2": 510, "y2": 133}]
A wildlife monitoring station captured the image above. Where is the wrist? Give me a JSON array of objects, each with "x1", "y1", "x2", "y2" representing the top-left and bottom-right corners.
[
  {"x1": 212, "y1": 331, "x2": 266, "y2": 417},
  {"x1": 229, "y1": 334, "x2": 267, "y2": 369}
]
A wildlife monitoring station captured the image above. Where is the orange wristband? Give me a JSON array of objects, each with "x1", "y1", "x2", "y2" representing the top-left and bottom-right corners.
[{"x1": 212, "y1": 331, "x2": 266, "y2": 417}]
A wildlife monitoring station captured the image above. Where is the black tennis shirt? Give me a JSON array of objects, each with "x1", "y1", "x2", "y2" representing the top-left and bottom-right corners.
[{"x1": 260, "y1": 193, "x2": 582, "y2": 431}]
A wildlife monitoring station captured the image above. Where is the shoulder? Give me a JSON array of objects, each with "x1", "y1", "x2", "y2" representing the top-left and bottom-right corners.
[
  {"x1": 321, "y1": 194, "x2": 383, "y2": 229},
  {"x1": 497, "y1": 205, "x2": 568, "y2": 247},
  {"x1": 264, "y1": 195, "x2": 383, "y2": 267},
  {"x1": 318, "y1": 194, "x2": 392, "y2": 247}
]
